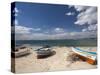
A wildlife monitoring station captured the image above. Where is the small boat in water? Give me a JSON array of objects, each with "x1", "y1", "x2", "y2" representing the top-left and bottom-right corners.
[{"x1": 71, "y1": 47, "x2": 97, "y2": 65}]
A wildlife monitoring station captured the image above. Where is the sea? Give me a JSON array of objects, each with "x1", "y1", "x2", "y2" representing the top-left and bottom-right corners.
[{"x1": 15, "y1": 38, "x2": 97, "y2": 47}]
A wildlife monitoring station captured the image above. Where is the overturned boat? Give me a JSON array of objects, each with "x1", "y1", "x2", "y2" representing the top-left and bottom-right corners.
[{"x1": 71, "y1": 47, "x2": 97, "y2": 65}]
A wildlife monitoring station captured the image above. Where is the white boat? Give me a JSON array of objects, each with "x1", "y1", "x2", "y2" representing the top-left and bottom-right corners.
[
  {"x1": 11, "y1": 47, "x2": 31, "y2": 58},
  {"x1": 71, "y1": 47, "x2": 97, "y2": 65}
]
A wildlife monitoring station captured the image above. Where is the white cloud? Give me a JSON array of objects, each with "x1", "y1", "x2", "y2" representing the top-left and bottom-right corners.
[
  {"x1": 14, "y1": 7, "x2": 19, "y2": 13},
  {"x1": 71, "y1": 5, "x2": 97, "y2": 32},
  {"x1": 74, "y1": 7, "x2": 97, "y2": 25},
  {"x1": 88, "y1": 24, "x2": 97, "y2": 31},
  {"x1": 54, "y1": 28, "x2": 65, "y2": 33},
  {"x1": 14, "y1": 19, "x2": 18, "y2": 25},
  {"x1": 68, "y1": 5, "x2": 73, "y2": 8},
  {"x1": 14, "y1": 13, "x2": 18, "y2": 16},
  {"x1": 15, "y1": 25, "x2": 33, "y2": 34},
  {"x1": 15, "y1": 31, "x2": 97, "y2": 40},
  {"x1": 13, "y1": 7, "x2": 19, "y2": 16},
  {"x1": 82, "y1": 28, "x2": 87, "y2": 32},
  {"x1": 68, "y1": 5, "x2": 89, "y2": 11},
  {"x1": 65, "y1": 12, "x2": 75, "y2": 16},
  {"x1": 15, "y1": 25, "x2": 41, "y2": 34},
  {"x1": 33, "y1": 28, "x2": 41, "y2": 31},
  {"x1": 74, "y1": 5, "x2": 89, "y2": 12}
]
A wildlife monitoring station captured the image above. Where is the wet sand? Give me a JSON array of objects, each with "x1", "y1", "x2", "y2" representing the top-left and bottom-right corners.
[{"x1": 12, "y1": 46, "x2": 97, "y2": 73}]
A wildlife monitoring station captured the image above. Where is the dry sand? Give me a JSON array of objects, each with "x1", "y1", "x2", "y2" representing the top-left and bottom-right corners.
[{"x1": 12, "y1": 46, "x2": 97, "y2": 73}]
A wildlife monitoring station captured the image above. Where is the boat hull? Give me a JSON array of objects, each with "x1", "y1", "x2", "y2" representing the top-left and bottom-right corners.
[{"x1": 71, "y1": 47, "x2": 97, "y2": 65}]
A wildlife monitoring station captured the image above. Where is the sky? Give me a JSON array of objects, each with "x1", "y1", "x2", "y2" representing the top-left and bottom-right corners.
[{"x1": 12, "y1": 2, "x2": 97, "y2": 40}]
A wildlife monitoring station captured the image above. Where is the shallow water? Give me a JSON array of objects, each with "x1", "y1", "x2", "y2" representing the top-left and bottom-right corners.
[{"x1": 16, "y1": 39, "x2": 97, "y2": 47}]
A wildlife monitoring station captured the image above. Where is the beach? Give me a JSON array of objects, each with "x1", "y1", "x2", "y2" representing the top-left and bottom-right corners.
[{"x1": 12, "y1": 46, "x2": 97, "y2": 73}]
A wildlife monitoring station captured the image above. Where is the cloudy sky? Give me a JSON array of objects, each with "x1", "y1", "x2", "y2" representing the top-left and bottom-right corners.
[{"x1": 12, "y1": 2, "x2": 97, "y2": 40}]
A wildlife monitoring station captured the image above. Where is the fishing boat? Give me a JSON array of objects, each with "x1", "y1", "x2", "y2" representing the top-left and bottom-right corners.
[
  {"x1": 11, "y1": 46, "x2": 31, "y2": 58},
  {"x1": 71, "y1": 47, "x2": 97, "y2": 65},
  {"x1": 35, "y1": 46, "x2": 54, "y2": 58}
]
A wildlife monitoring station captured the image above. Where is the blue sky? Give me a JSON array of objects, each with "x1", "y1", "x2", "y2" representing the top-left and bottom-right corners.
[{"x1": 13, "y1": 2, "x2": 97, "y2": 40}]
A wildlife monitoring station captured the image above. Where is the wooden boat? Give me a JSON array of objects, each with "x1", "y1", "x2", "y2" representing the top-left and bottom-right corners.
[
  {"x1": 36, "y1": 47, "x2": 53, "y2": 58},
  {"x1": 11, "y1": 47, "x2": 31, "y2": 58},
  {"x1": 71, "y1": 47, "x2": 97, "y2": 65}
]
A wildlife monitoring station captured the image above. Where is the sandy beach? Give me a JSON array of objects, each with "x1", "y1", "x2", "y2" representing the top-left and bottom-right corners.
[{"x1": 12, "y1": 46, "x2": 97, "y2": 73}]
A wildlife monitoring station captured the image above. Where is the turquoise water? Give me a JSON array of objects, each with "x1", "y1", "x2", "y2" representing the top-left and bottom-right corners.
[{"x1": 15, "y1": 38, "x2": 97, "y2": 47}]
